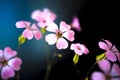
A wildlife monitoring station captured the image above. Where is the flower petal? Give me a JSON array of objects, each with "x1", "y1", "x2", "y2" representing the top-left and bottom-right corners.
[
  {"x1": 33, "y1": 30, "x2": 42, "y2": 40},
  {"x1": 70, "y1": 43, "x2": 83, "y2": 55},
  {"x1": 16, "y1": 21, "x2": 31, "y2": 28},
  {"x1": 56, "y1": 38, "x2": 68, "y2": 49},
  {"x1": 0, "y1": 50, "x2": 3, "y2": 61},
  {"x1": 116, "y1": 53, "x2": 120, "y2": 62},
  {"x1": 45, "y1": 34, "x2": 57, "y2": 45},
  {"x1": 62, "y1": 30, "x2": 75, "y2": 41},
  {"x1": 42, "y1": 8, "x2": 56, "y2": 21},
  {"x1": 111, "y1": 45, "x2": 120, "y2": 62},
  {"x1": 8, "y1": 57, "x2": 22, "y2": 71},
  {"x1": 0, "y1": 63, "x2": 3, "y2": 70},
  {"x1": 70, "y1": 43, "x2": 77, "y2": 50},
  {"x1": 38, "y1": 22, "x2": 47, "y2": 28},
  {"x1": 91, "y1": 71, "x2": 105, "y2": 80},
  {"x1": 71, "y1": 16, "x2": 81, "y2": 32},
  {"x1": 98, "y1": 41, "x2": 109, "y2": 50},
  {"x1": 60, "y1": 21, "x2": 71, "y2": 32},
  {"x1": 31, "y1": 10, "x2": 41, "y2": 21},
  {"x1": 4, "y1": 47, "x2": 17, "y2": 60},
  {"x1": 106, "y1": 50, "x2": 117, "y2": 62},
  {"x1": 31, "y1": 23, "x2": 38, "y2": 30},
  {"x1": 22, "y1": 29, "x2": 33, "y2": 40},
  {"x1": 104, "y1": 39, "x2": 112, "y2": 47},
  {"x1": 46, "y1": 22, "x2": 58, "y2": 32},
  {"x1": 70, "y1": 43, "x2": 89, "y2": 55},
  {"x1": 80, "y1": 44, "x2": 89, "y2": 54},
  {"x1": 111, "y1": 78, "x2": 120, "y2": 80},
  {"x1": 98, "y1": 59, "x2": 111, "y2": 74},
  {"x1": 1, "y1": 66, "x2": 15, "y2": 80},
  {"x1": 110, "y1": 63, "x2": 120, "y2": 77}
]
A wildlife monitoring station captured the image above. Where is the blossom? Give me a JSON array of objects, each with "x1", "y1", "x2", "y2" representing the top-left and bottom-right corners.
[
  {"x1": 0, "y1": 47, "x2": 22, "y2": 79},
  {"x1": 91, "y1": 60, "x2": 120, "y2": 80},
  {"x1": 71, "y1": 16, "x2": 81, "y2": 32},
  {"x1": 16, "y1": 21, "x2": 42, "y2": 40},
  {"x1": 31, "y1": 8, "x2": 56, "y2": 28},
  {"x1": 45, "y1": 21, "x2": 75, "y2": 49},
  {"x1": 98, "y1": 39, "x2": 120, "y2": 62},
  {"x1": 70, "y1": 43, "x2": 89, "y2": 55}
]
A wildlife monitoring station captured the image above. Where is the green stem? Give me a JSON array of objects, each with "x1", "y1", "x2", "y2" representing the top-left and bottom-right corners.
[
  {"x1": 44, "y1": 42, "x2": 50, "y2": 80},
  {"x1": 44, "y1": 63, "x2": 52, "y2": 80},
  {"x1": 82, "y1": 61, "x2": 97, "y2": 80},
  {"x1": 16, "y1": 71, "x2": 20, "y2": 80}
]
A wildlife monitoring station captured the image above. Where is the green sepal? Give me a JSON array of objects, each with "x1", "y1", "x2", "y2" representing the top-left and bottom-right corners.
[
  {"x1": 96, "y1": 53, "x2": 106, "y2": 62},
  {"x1": 18, "y1": 35, "x2": 26, "y2": 45},
  {"x1": 73, "y1": 54, "x2": 79, "y2": 64},
  {"x1": 41, "y1": 27, "x2": 46, "y2": 34},
  {"x1": 85, "y1": 77, "x2": 89, "y2": 80}
]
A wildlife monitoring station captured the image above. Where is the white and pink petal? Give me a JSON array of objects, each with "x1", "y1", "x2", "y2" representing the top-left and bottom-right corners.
[
  {"x1": 62, "y1": 30, "x2": 75, "y2": 41},
  {"x1": 4, "y1": 47, "x2": 17, "y2": 60},
  {"x1": 104, "y1": 39, "x2": 113, "y2": 48},
  {"x1": 46, "y1": 22, "x2": 58, "y2": 32},
  {"x1": 31, "y1": 10, "x2": 41, "y2": 21},
  {"x1": 106, "y1": 50, "x2": 117, "y2": 62},
  {"x1": 33, "y1": 30, "x2": 42, "y2": 40},
  {"x1": 0, "y1": 50, "x2": 4, "y2": 61},
  {"x1": 8, "y1": 57, "x2": 22, "y2": 71},
  {"x1": 22, "y1": 29, "x2": 33, "y2": 40},
  {"x1": 98, "y1": 41, "x2": 109, "y2": 50},
  {"x1": 60, "y1": 21, "x2": 71, "y2": 32},
  {"x1": 45, "y1": 34, "x2": 57, "y2": 45},
  {"x1": 1, "y1": 66, "x2": 15, "y2": 80},
  {"x1": 110, "y1": 63, "x2": 120, "y2": 77},
  {"x1": 91, "y1": 72, "x2": 105, "y2": 80},
  {"x1": 71, "y1": 16, "x2": 81, "y2": 32},
  {"x1": 56, "y1": 38, "x2": 68, "y2": 49},
  {"x1": 98, "y1": 59, "x2": 111, "y2": 74},
  {"x1": 16, "y1": 21, "x2": 31, "y2": 28}
]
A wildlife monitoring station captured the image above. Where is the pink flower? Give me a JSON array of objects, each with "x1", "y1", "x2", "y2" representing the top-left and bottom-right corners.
[
  {"x1": 70, "y1": 43, "x2": 89, "y2": 55},
  {"x1": 0, "y1": 47, "x2": 22, "y2": 80},
  {"x1": 71, "y1": 16, "x2": 81, "y2": 32},
  {"x1": 45, "y1": 21, "x2": 75, "y2": 49},
  {"x1": 91, "y1": 60, "x2": 120, "y2": 80},
  {"x1": 16, "y1": 21, "x2": 42, "y2": 40},
  {"x1": 98, "y1": 39, "x2": 120, "y2": 62},
  {"x1": 31, "y1": 8, "x2": 56, "y2": 28}
]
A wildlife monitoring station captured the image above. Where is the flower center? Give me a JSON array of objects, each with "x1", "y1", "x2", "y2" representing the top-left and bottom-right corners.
[
  {"x1": 56, "y1": 31, "x2": 62, "y2": 39},
  {"x1": 2, "y1": 60, "x2": 8, "y2": 66},
  {"x1": 106, "y1": 75, "x2": 112, "y2": 80},
  {"x1": 77, "y1": 46, "x2": 81, "y2": 50},
  {"x1": 42, "y1": 19, "x2": 46, "y2": 23}
]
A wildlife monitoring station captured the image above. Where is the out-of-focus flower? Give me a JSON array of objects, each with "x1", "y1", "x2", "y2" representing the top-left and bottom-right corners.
[
  {"x1": 45, "y1": 21, "x2": 75, "y2": 49},
  {"x1": 0, "y1": 47, "x2": 22, "y2": 80},
  {"x1": 71, "y1": 16, "x2": 81, "y2": 32},
  {"x1": 70, "y1": 43, "x2": 89, "y2": 55},
  {"x1": 16, "y1": 21, "x2": 42, "y2": 40},
  {"x1": 31, "y1": 8, "x2": 56, "y2": 28},
  {"x1": 98, "y1": 39, "x2": 120, "y2": 62},
  {"x1": 91, "y1": 59, "x2": 120, "y2": 80}
]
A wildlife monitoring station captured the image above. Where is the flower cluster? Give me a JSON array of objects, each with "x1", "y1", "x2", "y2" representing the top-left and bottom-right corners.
[
  {"x1": 91, "y1": 39, "x2": 120, "y2": 80},
  {"x1": 0, "y1": 8, "x2": 120, "y2": 80},
  {"x1": 16, "y1": 8, "x2": 82, "y2": 50}
]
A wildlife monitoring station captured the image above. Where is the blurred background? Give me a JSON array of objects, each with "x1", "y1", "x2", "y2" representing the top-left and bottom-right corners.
[{"x1": 0, "y1": 0, "x2": 119, "y2": 80}]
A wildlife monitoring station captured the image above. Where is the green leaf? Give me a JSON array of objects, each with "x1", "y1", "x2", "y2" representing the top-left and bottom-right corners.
[
  {"x1": 73, "y1": 54, "x2": 79, "y2": 64},
  {"x1": 96, "y1": 53, "x2": 106, "y2": 62},
  {"x1": 18, "y1": 35, "x2": 26, "y2": 45}
]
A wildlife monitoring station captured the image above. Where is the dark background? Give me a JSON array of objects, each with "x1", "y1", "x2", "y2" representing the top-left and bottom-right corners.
[{"x1": 0, "y1": 0, "x2": 119, "y2": 80}]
